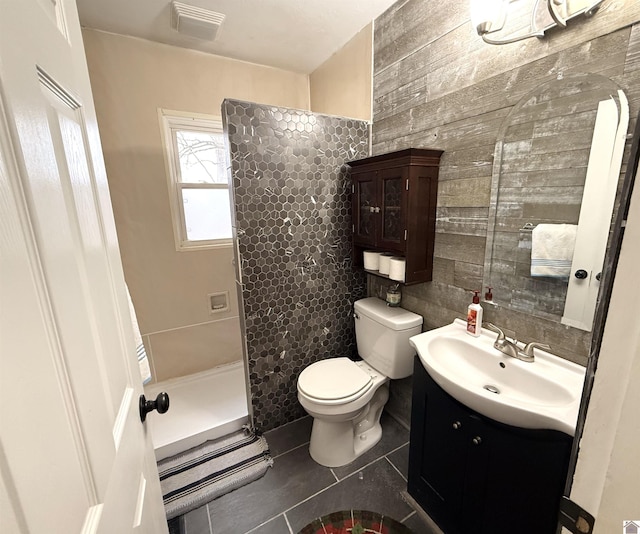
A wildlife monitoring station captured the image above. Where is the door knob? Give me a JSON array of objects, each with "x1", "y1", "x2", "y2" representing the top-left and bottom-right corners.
[
  {"x1": 139, "y1": 392, "x2": 170, "y2": 423},
  {"x1": 574, "y1": 269, "x2": 588, "y2": 279}
]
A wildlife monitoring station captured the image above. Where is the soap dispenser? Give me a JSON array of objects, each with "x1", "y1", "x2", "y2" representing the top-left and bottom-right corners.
[{"x1": 466, "y1": 290, "x2": 483, "y2": 337}]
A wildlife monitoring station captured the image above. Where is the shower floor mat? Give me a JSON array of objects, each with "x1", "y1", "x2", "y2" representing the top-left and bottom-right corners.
[{"x1": 158, "y1": 427, "x2": 272, "y2": 520}]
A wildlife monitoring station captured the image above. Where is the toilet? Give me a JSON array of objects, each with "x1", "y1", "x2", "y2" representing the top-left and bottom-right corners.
[{"x1": 297, "y1": 297, "x2": 423, "y2": 467}]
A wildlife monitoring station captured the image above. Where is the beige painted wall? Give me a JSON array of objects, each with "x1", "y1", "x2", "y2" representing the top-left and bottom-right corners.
[
  {"x1": 82, "y1": 29, "x2": 309, "y2": 383},
  {"x1": 309, "y1": 23, "x2": 373, "y2": 121}
]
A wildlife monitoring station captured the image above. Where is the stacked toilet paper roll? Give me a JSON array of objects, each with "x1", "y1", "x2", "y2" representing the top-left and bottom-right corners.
[
  {"x1": 363, "y1": 250, "x2": 381, "y2": 270},
  {"x1": 378, "y1": 253, "x2": 394, "y2": 275},
  {"x1": 389, "y1": 257, "x2": 406, "y2": 282}
]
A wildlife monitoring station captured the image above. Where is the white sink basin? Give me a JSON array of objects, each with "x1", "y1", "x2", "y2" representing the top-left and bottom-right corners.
[{"x1": 409, "y1": 319, "x2": 586, "y2": 435}]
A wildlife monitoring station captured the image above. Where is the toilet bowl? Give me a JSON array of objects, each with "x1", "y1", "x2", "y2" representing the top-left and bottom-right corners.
[{"x1": 297, "y1": 297, "x2": 422, "y2": 467}]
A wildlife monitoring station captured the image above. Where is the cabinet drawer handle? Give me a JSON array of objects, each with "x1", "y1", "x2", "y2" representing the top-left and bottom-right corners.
[
  {"x1": 472, "y1": 436, "x2": 482, "y2": 445},
  {"x1": 452, "y1": 421, "x2": 462, "y2": 430}
]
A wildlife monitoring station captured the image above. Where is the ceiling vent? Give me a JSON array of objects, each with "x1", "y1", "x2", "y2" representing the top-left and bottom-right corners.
[{"x1": 170, "y1": 1, "x2": 225, "y2": 41}]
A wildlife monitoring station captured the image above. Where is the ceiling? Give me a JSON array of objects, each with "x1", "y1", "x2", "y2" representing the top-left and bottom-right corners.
[{"x1": 75, "y1": 0, "x2": 398, "y2": 74}]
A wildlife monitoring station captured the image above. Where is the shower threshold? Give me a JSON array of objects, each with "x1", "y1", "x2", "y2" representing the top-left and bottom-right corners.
[{"x1": 143, "y1": 361, "x2": 249, "y2": 461}]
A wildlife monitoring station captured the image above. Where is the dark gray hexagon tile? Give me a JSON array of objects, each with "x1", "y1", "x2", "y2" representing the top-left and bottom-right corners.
[
  {"x1": 206, "y1": 444, "x2": 334, "y2": 533},
  {"x1": 286, "y1": 457, "x2": 414, "y2": 533},
  {"x1": 223, "y1": 99, "x2": 369, "y2": 432}
]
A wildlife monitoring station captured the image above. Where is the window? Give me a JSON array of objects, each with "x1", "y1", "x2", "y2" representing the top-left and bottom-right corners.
[{"x1": 159, "y1": 109, "x2": 232, "y2": 250}]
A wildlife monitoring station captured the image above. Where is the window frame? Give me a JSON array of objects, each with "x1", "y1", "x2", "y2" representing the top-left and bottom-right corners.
[{"x1": 159, "y1": 108, "x2": 232, "y2": 251}]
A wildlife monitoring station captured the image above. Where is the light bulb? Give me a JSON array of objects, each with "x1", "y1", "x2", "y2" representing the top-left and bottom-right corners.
[{"x1": 470, "y1": 0, "x2": 509, "y2": 34}]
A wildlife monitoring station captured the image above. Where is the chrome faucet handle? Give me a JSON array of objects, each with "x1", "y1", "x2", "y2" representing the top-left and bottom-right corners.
[
  {"x1": 484, "y1": 323, "x2": 505, "y2": 341},
  {"x1": 522, "y1": 341, "x2": 551, "y2": 357}
]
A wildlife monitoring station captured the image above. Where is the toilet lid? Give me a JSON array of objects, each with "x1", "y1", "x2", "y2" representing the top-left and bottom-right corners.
[{"x1": 298, "y1": 358, "x2": 373, "y2": 401}]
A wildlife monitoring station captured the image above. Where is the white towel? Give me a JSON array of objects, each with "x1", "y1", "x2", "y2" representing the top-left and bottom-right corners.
[
  {"x1": 126, "y1": 285, "x2": 152, "y2": 385},
  {"x1": 530, "y1": 224, "x2": 578, "y2": 279}
]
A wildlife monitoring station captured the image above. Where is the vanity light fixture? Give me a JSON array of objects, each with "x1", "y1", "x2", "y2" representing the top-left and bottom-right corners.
[{"x1": 470, "y1": 0, "x2": 604, "y2": 45}]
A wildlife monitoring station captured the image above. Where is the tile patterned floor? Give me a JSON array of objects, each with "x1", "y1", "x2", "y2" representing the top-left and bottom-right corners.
[{"x1": 168, "y1": 413, "x2": 440, "y2": 534}]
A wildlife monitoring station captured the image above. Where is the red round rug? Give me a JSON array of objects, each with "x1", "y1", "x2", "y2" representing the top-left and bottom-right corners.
[{"x1": 297, "y1": 510, "x2": 414, "y2": 534}]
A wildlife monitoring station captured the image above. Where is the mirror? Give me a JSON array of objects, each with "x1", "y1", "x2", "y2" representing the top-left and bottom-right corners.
[{"x1": 483, "y1": 74, "x2": 628, "y2": 332}]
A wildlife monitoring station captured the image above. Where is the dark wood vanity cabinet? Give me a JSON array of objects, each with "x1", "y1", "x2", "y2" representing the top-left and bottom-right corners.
[
  {"x1": 347, "y1": 149, "x2": 442, "y2": 284},
  {"x1": 408, "y1": 357, "x2": 573, "y2": 534}
]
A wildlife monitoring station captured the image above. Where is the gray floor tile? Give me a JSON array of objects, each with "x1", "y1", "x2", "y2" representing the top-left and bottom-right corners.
[
  {"x1": 402, "y1": 510, "x2": 441, "y2": 534},
  {"x1": 331, "y1": 413, "x2": 410, "y2": 480},
  {"x1": 168, "y1": 516, "x2": 185, "y2": 534},
  {"x1": 243, "y1": 514, "x2": 291, "y2": 534},
  {"x1": 286, "y1": 457, "x2": 414, "y2": 533},
  {"x1": 265, "y1": 416, "x2": 312, "y2": 457},
  {"x1": 183, "y1": 504, "x2": 211, "y2": 534},
  {"x1": 386, "y1": 443, "x2": 409, "y2": 481},
  {"x1": 207, "y1": 445, "x2": 335, "y2": 533}
]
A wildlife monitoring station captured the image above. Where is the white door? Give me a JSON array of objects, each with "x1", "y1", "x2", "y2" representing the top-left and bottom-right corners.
[{"x1": 0, "y1": 0, "x2": 168, "y2": 532}]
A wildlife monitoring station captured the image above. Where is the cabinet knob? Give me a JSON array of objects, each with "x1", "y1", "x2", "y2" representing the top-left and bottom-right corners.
[
  {"x1": 374, "y1": 206, "x2": 381, "y2": 213},
  {"x1": 452, "y1": 421, "x2": 462, "y2": 430},
  {"x1": 472, "y1": 436, "x2": 482, "y2": 445}
]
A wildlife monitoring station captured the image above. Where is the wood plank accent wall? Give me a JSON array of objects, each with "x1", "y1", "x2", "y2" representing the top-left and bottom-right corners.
[{"x1": 371, "y1": 0, "x2": 640, "y2": 378}]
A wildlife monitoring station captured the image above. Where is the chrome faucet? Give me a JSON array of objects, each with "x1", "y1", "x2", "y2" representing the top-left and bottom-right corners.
[
  {"x1": 484, "y1": 323, "x2": 550, "y2": 363},
  {"x1": 485, "y1": 323, "x2": 521, "y2": 360},
  {"x1": 521, "y1": 341, "x2": 551, "y2": 361}
]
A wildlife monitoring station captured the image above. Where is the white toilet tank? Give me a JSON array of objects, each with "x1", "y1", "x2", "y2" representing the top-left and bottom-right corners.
[{"x1": 354, "y1": 297, "x2": 423, "y2": 379}]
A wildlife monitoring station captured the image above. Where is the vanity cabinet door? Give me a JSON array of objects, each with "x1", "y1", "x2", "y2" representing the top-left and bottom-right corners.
[
  {"x1": 474, "y1": 419, "x2": 572, "y2": 533},
  {"x1": 460, "y1": 413, "x2": 490, "y2": 530},
  {"x1": 408, "y1": 358, "x2": 469, "y2": 532}
]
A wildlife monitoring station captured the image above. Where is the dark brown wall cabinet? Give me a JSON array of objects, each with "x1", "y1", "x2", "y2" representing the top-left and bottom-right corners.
[
  {"x1": 408, "y1": 357, "x2": 572, "y2": 534},
  {"x1": 347, "y1": 148, "x2": 442, "y2": 284}
]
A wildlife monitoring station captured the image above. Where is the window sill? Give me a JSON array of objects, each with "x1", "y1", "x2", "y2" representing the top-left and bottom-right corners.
[{"x1": 176, "y1": 240, "x2": 233, "y2": 252}]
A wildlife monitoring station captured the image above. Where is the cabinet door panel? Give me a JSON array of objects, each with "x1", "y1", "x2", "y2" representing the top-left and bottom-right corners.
[
  {"x1": 352, "y1": 172, "x2": 378, "y2": 247},
  {"x1": 405, "y1": 166, "x2": 438, "y2": 282},
  {"x1": 461, "y1": 414, "x2": 490, "y2": 531},
  {"x1": 476, "y1": 422, "x2": 571, "y2": 534},
  {"x1": 408, "y1": 359, "x2": 467, "y2": 532},
  {"x1": 378, "y1": 168, "x2": 407, "y2": 253}
]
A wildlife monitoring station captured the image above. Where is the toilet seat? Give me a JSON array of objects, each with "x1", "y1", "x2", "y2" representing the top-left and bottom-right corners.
[{"x1": 297, "y1": 358, "x2": 373, "y2": 405}]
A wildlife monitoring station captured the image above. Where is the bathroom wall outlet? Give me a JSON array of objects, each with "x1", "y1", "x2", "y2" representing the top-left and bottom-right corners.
[{"x1": 208, "y1": 291, "x2": 229, "y2": 314}]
